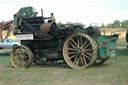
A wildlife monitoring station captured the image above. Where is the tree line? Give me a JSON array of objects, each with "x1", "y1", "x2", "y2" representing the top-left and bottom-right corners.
[{"x1": 101, "y1": 20, "x2": 128, "y2": 29}]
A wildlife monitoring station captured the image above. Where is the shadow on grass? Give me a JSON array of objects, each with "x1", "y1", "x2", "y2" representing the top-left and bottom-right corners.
[
  {"x1": 31, "y1": 62, "x2": 71, "y2": 69},
  {"x1": 91, "y1": 63, "x2": 109, "y2": 68},
  {"x1": 0, "y1": 56, "x2": 115, "y2": 70}
]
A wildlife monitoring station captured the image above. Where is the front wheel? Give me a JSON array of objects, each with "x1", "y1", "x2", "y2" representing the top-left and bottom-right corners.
[{"x1": 11, "y1": 45, "x2": 33, "y2": 68}]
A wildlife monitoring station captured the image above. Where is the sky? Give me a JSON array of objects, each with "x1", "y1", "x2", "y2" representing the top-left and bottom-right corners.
[{"x1": 0, "y1": 0, "x2": 128, "y2": 26}]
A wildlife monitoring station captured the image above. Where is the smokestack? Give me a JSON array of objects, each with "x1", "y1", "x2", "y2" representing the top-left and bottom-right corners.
[{"x1": 41, "y1": 9, "x2": 44, "y2": 22}]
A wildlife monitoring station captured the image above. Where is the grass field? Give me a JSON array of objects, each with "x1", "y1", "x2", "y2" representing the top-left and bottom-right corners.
[
  {"x1": 0, "y1": 48, "x2": 128, "y2": 85},
  {"x1": 0, "y1": 28, "x2": 128, "y2": 85}
]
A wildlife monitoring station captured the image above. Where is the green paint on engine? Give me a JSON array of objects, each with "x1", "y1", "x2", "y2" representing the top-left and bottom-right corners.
[{"x1": 97, "y1": 35, "x2": 119, "y2": 58}]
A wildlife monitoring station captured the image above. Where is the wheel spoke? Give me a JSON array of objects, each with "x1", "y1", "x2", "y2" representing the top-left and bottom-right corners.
[
  {"x1": 21, "y1": 57, "x2": 24, "y2": 68},
  {"x1": 80, "y1": 36, "x2": 82, "y2": 47},
  {"x1": 77, "y1": 36, "x2": 80, "y2": 47},
  {"x1": 82, "y1": 55, "x2": 87, "y2": 66},
  {"x1": 69, "y1": 55, "x2": 76, "y2": 59},
  {"x1": 68, "y1": 52, "x2": 75, "y2": 55},
  {"x1": 83, "y1": 53, "x2": 91, "y2": 60},
  {"x1": 17, "y1": 58, "x2": 21, "y2": 66},
  {"x1": 71, "y1": 38, "x2": 77, "y2": 46},
  {"x1": 84, "y1": 42, "x2": 91, "y2": 49},
  {"x1": 80, "y1": 56, "x2": 84, "y2": 66},
  {"x1": 84, "y1": 52, "x2": 93, "y2": 57},
  {"x1": 24, "y1": 57, "x2": 29, "y2": 62},
  {"x1": 75, "y1": 57, "x2": 80, "y2": 66},
  {"x1": 74, "y1": 56, "x2": 78, "y2": 64},
  {"x1": 67, "y1": 47, "x2": 74, "y2": 51},
  {"x1": 14, "y1": 52, "x2": 22, "y2": 66},
  {"x1": 83, "y1": 48, "x2": 92, "y2": 52},
  {"x1": 20, "y1": 53, "x2": 25, "y2": 59},
  {"x1": 81, "y1": 41, "x2": 88, "y2": 48},
  {"x1": 15, "y1": 53, "x2": 20, "y2": 57},
  {"x1": 70, "y1": 42, "x2": 76, "y2": 48}
]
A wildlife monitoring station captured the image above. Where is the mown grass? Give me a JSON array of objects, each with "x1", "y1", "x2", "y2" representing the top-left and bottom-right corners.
[{"x1": 0, "y1": 48, "x2": 128, "y2": 85}]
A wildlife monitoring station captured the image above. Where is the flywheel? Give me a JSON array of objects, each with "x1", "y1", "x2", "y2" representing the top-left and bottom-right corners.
[{"x1": 63, "y1": 33, "x2": 98, "y2": 69}]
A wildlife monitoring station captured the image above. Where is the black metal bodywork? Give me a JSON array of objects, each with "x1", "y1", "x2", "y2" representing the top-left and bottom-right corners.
[{"x1": 13, "y1": 14, "x2": 100, "y2": 62}]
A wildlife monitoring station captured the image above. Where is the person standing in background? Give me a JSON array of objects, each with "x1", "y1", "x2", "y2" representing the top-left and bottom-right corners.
[{"x1": 126, "y1": 30, "x2": 128, "y2": 48}]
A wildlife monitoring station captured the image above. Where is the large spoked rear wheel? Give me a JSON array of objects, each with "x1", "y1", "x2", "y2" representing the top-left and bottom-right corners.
[
  {"x1": 63, "y1": 34, "x2": 98, "y2": 69},
  {"x1": 11, "y1": 45, "x2": 33, "y2": 68}
]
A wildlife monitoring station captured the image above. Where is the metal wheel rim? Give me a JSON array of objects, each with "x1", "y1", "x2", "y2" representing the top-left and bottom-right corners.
[
  {"x1": 63, "y1": 33, "x2": 98, "y2": 69},
  {"x1": 11, "y1": 45, "x2": 33, "y2": 68}
]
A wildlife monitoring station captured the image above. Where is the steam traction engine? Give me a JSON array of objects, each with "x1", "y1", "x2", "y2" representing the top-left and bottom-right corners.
[{"x1": 11, "y1": 12, "x2": 119, "y2": 69}]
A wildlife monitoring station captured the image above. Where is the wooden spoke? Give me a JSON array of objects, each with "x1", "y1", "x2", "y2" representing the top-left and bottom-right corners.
[
  {"x1": 21, "y1": 58, "x2": 24, "y2": 68},
  {"x1": 15, "y1": 53, "x2": 20, "y2": 57},
  {"x1": 74, "y1": 56, "x2": 78, "y2": 64},
  {"x1": 77, "y1": 36, "x2": 80, "y2": 47},
  {"x1": 75, "y1": 57, "x2": 80, "y2": 66},
  {"x1": 17, "y1": 58, "x2": 21, "y2": 66},
  {"x1": 68, "y1": 52, "x2": 75, "y2": 55},
  {"x1": 67, "y1": 47, "x2": 74, "y2": 51},
  {"x1": 83, "y1": 48, "x2": 92, "y2": 52},
  {"x1": 24, "y1": 57, "x2": 29, "y2": 62},
  {"x1": 84, "y1": 42, "x2": 91, "y2": 49},
  {"x1": 80, "y1": 36, "x2": 82, "y2": 47},
  {"x1": 81, "y1": 41, "x2": 88, "y2": 48},
  {"x1": 82, "y1": 53, "x2": 91, "y2": 60},
  {"x1": 82, "y1": 55, "x2": 87, "y2": 66},
  {"x1": 85, "y1": 52, "x2": 93, "y2": 56},
  {"x1": 70, "y1": 41, "x2": 76, "y2": 48},
  {"x1": 69, "y1": 55, "x2": 76, "y2": 59},
  {"x1": 71, "y1": 38, "x2": 77, "y2": 46},
  {"x1": 80, "y1": 56, "x2": 84, "y2": 66},
  {"x1": 15, "y1": 53, "x2": 23, "y2": 66}
]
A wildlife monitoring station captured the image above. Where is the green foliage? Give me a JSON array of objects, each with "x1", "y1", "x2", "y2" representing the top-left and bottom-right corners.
[
  {"x1": 112, "y1": 20, "x2": 121, "y2": 28},
  {"x1": 18, "y1": 6, "x2": 38, "y2": 18},
  {"x1": 107, "y1": 23, "x2": 112, "y2": 28},
  {"x1": 101, "y1": 20, "x2": 128, "y2": 29},
  {"x1": 101, "y1": 23, "x2": 106, "y2": 28},
  {"x1": 0, "y1": 21, "x2": 5, "y2": 24},
  {"x1": 121, "y1": 20, "x2": 128, "y2": 29},
  {"x1": 66, "y1": 22, "x2": 73, "y2": 25},
  {"x1": 73, "y1": 22, "x2": 85, "y2": 28},
  {"x1": 65, "y1": 22, "x2": 85, "y2": 28},
  {"x1": 57, "y1": 22, "x2": 64, "y2": 26}
]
